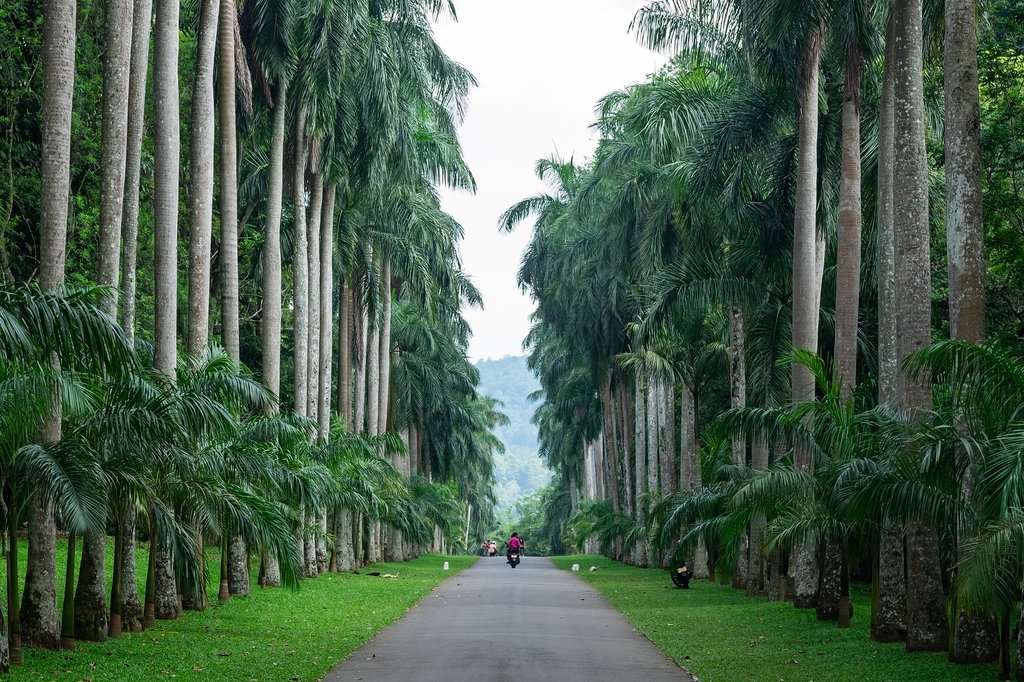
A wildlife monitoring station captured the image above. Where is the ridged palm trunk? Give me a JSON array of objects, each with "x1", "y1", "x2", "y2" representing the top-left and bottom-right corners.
[
  {"x1": 338, "y1": 286, "x2": 352, "y2": 425},
  {"x1": 632, "y1": 377, "x2": 647, "y2": 566},
  {"x1": 679, "y1": 385, "x2": 706, "y2": 578},
  {"x1": 354, "y1": 286, "x2": 368, "y2": 434},
  {"x1": 218, "y1": 0, "x2": 239, "y2": 362},
  {"x1": 292, "y1": 105, "x2": 309, "y2": 417},
  {"x1": 306, "y1": 150, "x2": 323, "y2": 424},
  {"x1": 318, "y1": 185, "x2": 335, "y2": 438},
  {"x1": 748, "y1": 432, "x2": 769, "y2": 596},
  {"x1": 153, "y1": 0, "x2": 181, "y2": 621},
  {"x1": 378, "y1": 256, "x2": 392, "y2": 435},
  {"x1": 22, "y1": 0, "x2": 80, "y2": 658},
  {"x1": 119, "y1": 0, "x2": 153, "y2": 352},
  {"x1": 791, "y1": 31, "x2": 824, "y2": 611},
  {"x1": 180, "y1": 0, "x2": 217, "y2": 616},
  {"x1": 185, "y1": 0, "x2": 217, "y2": 357},
  {"x1": 261, "y1": 80, "x2": 287, "y2": 401},
  {"x1": 117, "y1": 508, "x2": 143, "y2": 632},
  {"x1": 825, "y1": 39, "x2": 865, "y2": 629},
  {"x1": 115, "y1": 0, "x2": 151, "y2": 633},
  {"x1": 872, "y1": 16, "x2": 907, "y2": 643},
  {"x1": 366, "y1": 296, "x2": 381, "y2": 563},
  {"x1": 945, "y1": 0, "x2": 997, "y2": 664},
  {"x1": 729, "y1": 305, "x2": 747, "y2": 588},
  {"x1": 259, "y1": 80, "x2": 287, "y2": 588},
  {"x1": 893, "y1": 0, "x2": 947, "y2": 652},
  {"x1": 73, "y1": 534, "x2": 108, "y2": 641},
  {"x1": 22, "y1": 503, "x2": 59, "y2": 650}
]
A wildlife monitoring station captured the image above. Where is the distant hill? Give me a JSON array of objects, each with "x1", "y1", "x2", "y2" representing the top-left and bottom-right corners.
[{"x1": 475, "y1": 355, "x2": 551, "y2": 509}]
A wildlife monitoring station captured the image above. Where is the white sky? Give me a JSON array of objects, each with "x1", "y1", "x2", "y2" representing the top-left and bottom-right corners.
[{"x1": 433, "y1": 1, "x2": 665, "y2": 363}]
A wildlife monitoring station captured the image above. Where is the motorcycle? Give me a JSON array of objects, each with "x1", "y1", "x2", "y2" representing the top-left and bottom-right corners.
[{"x1": 507, "y1": 549, "x2": 520, "y2": 568}]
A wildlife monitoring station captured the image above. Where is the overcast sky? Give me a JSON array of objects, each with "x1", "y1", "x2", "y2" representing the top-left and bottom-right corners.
[{"x1": 432, "y1": 1, "x2": 665, "y2": 363}]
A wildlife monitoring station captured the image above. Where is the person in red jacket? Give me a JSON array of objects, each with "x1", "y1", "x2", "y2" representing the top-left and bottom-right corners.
[{"x1": 506, "y1": 532, "x2": 523, "y2": 564}]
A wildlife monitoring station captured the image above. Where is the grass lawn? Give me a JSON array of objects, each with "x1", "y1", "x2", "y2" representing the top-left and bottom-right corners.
[
  {"x1": 552, "y1": 555, "x2": 997, "y2": 682},
  {"x1": 3, "y1": 539, "x2": 475, "y2": 681}
]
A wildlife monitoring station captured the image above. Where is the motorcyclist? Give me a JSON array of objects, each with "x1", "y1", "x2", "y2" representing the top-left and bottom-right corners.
[{"x1": 506, "y1": 532, "x2": 523, "y2": 564}]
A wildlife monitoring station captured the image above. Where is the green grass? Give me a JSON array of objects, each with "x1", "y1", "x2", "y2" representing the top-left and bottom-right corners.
[
  {"x1": 552, "y1": 555, "x2": 997, "y2": 682},
  {"x1": 3, "y1": 539, "x2": 475, "y2": 681}
]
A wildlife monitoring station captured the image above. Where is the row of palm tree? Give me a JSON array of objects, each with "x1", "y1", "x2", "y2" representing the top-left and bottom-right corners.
[
  {"x1": 1, "y1": 0, "x2": 500, "y2": 673},
  {"x1": 506, "y1": 0, "x2": 1021, "y2": 679}
]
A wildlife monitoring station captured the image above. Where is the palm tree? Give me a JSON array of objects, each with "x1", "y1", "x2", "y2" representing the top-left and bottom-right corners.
[
  {"x1": 186, "y1": 0, "x2": 218, "y2": 358},
  {"x1": 219, "y1": 0, "x2": 241, "y2": 362},
  {"x1": 891, "y1": 0, "x2": 947, "y2": 653},
  {"x1": 152, "y1": 0, "x2": 182, "y2": 619},
  {"x1": 18, "y1": 0, "x2": 80, "y2": 655},
  {"x1": 944, "y1": 0, "x2": 996, "y2": 663}
]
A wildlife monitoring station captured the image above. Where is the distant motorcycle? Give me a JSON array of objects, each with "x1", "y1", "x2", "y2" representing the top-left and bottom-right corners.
[{"x1": 507, "y1": 549, "x2": 520, "y2": 568}]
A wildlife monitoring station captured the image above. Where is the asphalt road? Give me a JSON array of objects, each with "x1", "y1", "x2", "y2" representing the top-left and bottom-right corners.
[{"x1": 323, "y1": 555, "x2": 694, "y2": 682}]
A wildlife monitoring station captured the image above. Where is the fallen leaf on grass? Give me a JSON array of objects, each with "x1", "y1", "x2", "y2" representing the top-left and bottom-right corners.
[{"x1": 192, "y1": 666, "x2": 205, "y2": 672}]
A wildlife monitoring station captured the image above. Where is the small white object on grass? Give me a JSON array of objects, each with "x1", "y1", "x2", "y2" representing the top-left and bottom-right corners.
[
  {"x1": 589, "y1": 566, "x2": 597, "y2": 572},
  {"x1": 443, "y1": 561, "x2": 449, "y2": 571},
  {"x1": 571, "y1": 563, "x2": 580, "y2": 572}
]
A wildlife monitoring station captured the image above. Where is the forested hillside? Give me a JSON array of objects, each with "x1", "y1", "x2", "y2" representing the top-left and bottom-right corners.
[{"x1": 475, "y1": 356, "x2": 551, "y2": 508}]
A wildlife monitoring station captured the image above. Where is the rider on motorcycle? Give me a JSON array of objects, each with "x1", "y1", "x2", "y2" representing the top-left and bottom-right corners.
[{"x1": 506, "y1": 532, "x2": 523, "y2": 564}]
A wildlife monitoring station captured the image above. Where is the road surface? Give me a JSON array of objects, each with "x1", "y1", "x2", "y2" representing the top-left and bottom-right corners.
[{"x1": 323, "y1": 555, "x2": 694, "y2": 682}]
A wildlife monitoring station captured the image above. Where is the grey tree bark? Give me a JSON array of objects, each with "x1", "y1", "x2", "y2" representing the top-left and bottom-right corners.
[
  {"x1": 872, "y1": 14, "x2": 908, "y2": 644},
  {"x1": 338, "y1": 286, "x2": 352, "y2": 425},
  {"x1": 154, "y1": 539, "x2": 178, "y2": 620},
  {"x1": 218, "y1": 0, "x2": 240, "y2": 361},
  {"x1": 945, "y1": 0, "x2": 997, "y2": 663},
  {"x1": 228, "y1": 535, "x2": 249, "y2": 595},
  {"x1": 378, "y1": 256, "x2": 392, "y2": 434},
  {"x1": 21, "y1": 502, "x2": 59, "y2": 649},
  {"x1": 261, "y1": 80, "x2": 287, "y2": 399},
  {"x1": 119, "y1": 0, "x2": 153, "y2": 346},
  {"x1": 354, "y1": 293, "x2": 368, "y2": 433},
  {"x1": 336, "y1": 509, "x2": 355, "y2": 572},
  {"x1": 292, "y1": 104, "x2": 309, "y2": 416},
  {"x1": 306, "y1": 151, "x2": 323, "y2": 422},
  {"x1": 119, "y1": 508, "x2": 143, "y2": 631},
  {"x1": 893, "y1": 0, "x2": 947, "y2": 653},
  {"x1": 835, "y1": 44, "x2": 863, "y2": 397},
  {"x1": 790, "y1": 30, "x2": 824, "y2": 611},
  {"x1": 24, "y1": 0, "x2": 78, "y2": 655},
  {"x1": 729, "y1": 305, "x2": 748, "y2": 588},
  {"x1": 186, "y1": 0, "x2": 217, "y2": 356},
  {"x1": 73, "y1": 532, "x2": 108, "y2": 640},
  {"x1": 632, "y1": 376, "x2": 647, "y2": 566},
  {"x1": 318, "y1": 184, "x2": 335, "y2": 438}
]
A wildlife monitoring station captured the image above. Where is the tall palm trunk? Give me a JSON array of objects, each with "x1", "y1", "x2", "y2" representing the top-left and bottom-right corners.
[
  {"x1": 99, "y1": 0, "x2": 137, "y2": 630},
  {"x1": 354, "y1": 291, "x2": 367, "y2": 433},
  {"x1": 153, "y1": 0, "x2": 181, "y2": 620},
  {"x1": 872, "y1": 13, "x2": 907, "y2": 644},
  {"x1": 179, "y1": 0, "x2": 217, "y2": 615},
  {"x1": 729, "y1": 305, "x2": 748, "y2": 588},
  {"x1": 118, "y1": 508, "x2": 143, "y2": 631},
  {"x1": 378, "y1": 256, "x2": 392, "y2": 434},
  {"x1": 319, "y1": 184, "x2": 335, "y2": 438},
  {"x1": 219, "y1": 0, "x2": 244, "y2": 591},
  {"x1": 893, "y1": 0, "x2": 947, "y2": 653},
  {"x1": 22, "y1": 0, "x2": 80, "y2": 656},
  {"x1": 338, "y1": 285, "x2": 352, "y2": 425},
  {"x1": 680, "y1": 385, "x2": 707, "y2": 578},
  {"x1": 748, "y1": 431, "x2": 769, "y2": 596},
  {"x1": 218, "y1": 0, "x2": 240, "y2": 361},
  {"x1": 5, "y1": 488, "x2": 22, "y2": 667},
  {"x1": 292, "y1": 104, "x2": 309, "y2": 416},
  {"x1": 261, "y1": 80, "x2": 287, "y2": 400},
  {"x1": 791, "y1": 30, "x2": 824, "y2": 610},
  {"x1": 257, "y1": 79, "x2": 287, "y2": 590},
  {"x1": 945, "y1": 0, "x2": 996, "y2": 663},
  {"x1": 632, "y1": 376, "x2": 646, "y2": 566},
  {"x1": 73, "y1": 533, "x2": 108, "y2": 641},
  {"x1": 119, "y1": 0, "x2": 153, "y2": 350},
  {"x1": 306, "y1": 148, "x2": 323, "y2": 422},
  {"x1": 186, "y1": 0, "x2": 217, "y2": 357}
]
